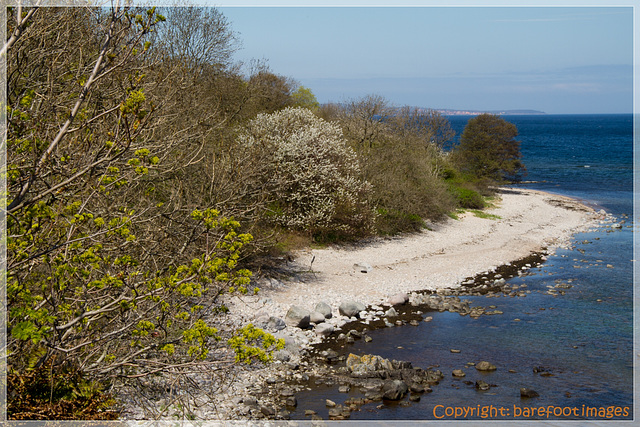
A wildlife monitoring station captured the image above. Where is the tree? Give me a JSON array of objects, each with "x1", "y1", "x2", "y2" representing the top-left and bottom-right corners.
[
  {"x1": 291, "y1": 86, "x2": 319, "y2": 111},
  {"x1": 4, "y1": 5, "x2": 284, "y2": 419},
  {"x1": 237, "y1": 107, "x2": 375, "y2": 241},
  {"x1": 453, "y1": 114, "x2": 525, "y2": 182}
]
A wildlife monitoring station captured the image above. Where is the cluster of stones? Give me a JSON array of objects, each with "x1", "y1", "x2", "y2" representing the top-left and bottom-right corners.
[{"x1": 319, "y1": 353, "x2": 444, "y2": 420}]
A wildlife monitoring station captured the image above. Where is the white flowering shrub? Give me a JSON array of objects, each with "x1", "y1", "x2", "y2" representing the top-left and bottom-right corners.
[{"x1": 238, "y1": 107, "x2": 375, "y2": 240}]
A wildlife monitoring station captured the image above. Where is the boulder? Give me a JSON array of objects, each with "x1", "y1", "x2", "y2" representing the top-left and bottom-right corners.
[
  {"x1": 475, "y1": 380, "x2": 490, "y2": 391},
  {"x1": 520, "y1": 388, "x2": 540, "y2": 398},
  {"x1": 382, "y1": 380, "x2": 409, "y2": 400},
  {"x1": 475, "y1": 361, "x2": 497, "y2": 371},
  {"x1": 452, "y1": 369, "x2": 466, "y2": 377},
  {"x1": 346, "y1": 353, "x2": 393, "y2": 374},
  {"x1": 315, "y1": 302, "x2": 333, "y2": 319},
  {"x1": 285, "y1": 306, "x2": 310, "y2": 329},
  {"x1": 309, "y1": 311, "x2": 326, "y2": 324},
  {"x1": 389, "y1": 292, "x2": 409, "y2": 306},
  {"x1": 339, "y1": 301, "x2": 366, "y2": 318},
  {"x1": 266, "y1": 316, "x2": 286, "y2": 331},
  {"x1": 314, "y1": 323, "x2": 334, "y2": 337},
  {"x1": 385, "y1": 307, "x2": 398, "y2": 317}
]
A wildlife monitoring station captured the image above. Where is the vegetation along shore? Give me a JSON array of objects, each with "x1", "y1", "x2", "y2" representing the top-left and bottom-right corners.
[{"x1": 4, "y1": 4, "x2": 622, "y2": 421}]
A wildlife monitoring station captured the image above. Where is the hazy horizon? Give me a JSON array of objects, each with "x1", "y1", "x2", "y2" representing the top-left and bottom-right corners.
[{"x1": 217, "y1": 3, "x2": 634, "y2": 115}]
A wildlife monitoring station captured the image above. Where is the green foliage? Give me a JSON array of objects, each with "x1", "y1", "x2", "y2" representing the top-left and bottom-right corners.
[
  {"x1": 448, "y1": 185, "x2": 485, "y2": 209},
  {"x1": 291, "y1": 86, "x2": 320, "y2": 111},
  {"x1": 228, "y1": 324, "x2": 285, "y2": 364},
  {"x1": 452, "y1": 114, "x2": 526, "y2": 182}
]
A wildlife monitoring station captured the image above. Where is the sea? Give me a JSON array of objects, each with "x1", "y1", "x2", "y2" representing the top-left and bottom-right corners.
[{"x1": 290, "y1": 114, "x2": 635, "y2": 421}]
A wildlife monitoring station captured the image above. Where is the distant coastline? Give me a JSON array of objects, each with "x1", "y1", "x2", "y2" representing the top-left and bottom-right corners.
[{"x1": 432, "y1": 108, "x2": 546, "y2": 116}]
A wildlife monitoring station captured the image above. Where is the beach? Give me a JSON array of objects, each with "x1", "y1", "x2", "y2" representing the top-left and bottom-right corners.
[
  {"x1": 170, "y1": 186, "x2": 611, "y2": 421},
  {"x1": 229, "y1": 187, "x2": 599, "y2": 325}
]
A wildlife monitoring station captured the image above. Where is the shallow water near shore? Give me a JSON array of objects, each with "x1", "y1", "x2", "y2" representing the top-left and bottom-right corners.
[{"x1": 289, "y1": 114, "x2": 634, "y2": 421}]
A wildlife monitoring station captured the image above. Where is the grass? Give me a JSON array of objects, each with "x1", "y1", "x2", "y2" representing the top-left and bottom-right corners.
[{"x1": 470, "y1": 210, "x2": 501, "y2": 220}]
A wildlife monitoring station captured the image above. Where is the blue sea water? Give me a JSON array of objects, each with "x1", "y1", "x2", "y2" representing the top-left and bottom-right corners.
[{"x1": 291, "y1": 114, "x2": 635, "y2": 421}]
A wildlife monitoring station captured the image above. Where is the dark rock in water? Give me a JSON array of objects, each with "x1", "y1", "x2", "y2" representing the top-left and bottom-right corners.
[
  {"x1": 365, "y1": 390, "x2": 384, "y2": 401},
  {"x1": 410, "y1": 383, "x2": 425, "y2": 393},
  {"x1": 409, "y1": 393, "x2": 421, "y2": 402},
  {"x1": 284, "y1": 396, "x2": 297, "y2": 407},
  {"x1": 383, "y1": 379, "x2": 409, "y2": 400},
  {"x1": 475, "y1": 380, "x2": 491, "y2": 391},
  {"x1": 260, "y1": 406, "x2": 276, "y2": 417},
  {"x1": 533, "y1": 366, "x2": 550, "y2": 374},
  {"x1": 285, "y1": 306, "x2": 310, "y2": 329},
  {"x1": 410, "y1": 320, "x2": 420, "y2": 326},
  {"x1": 346, "y1": 353, "x2": 393, "y2": 374},
  {"x1": 475, "y1": 361, "x2": 497, "y2": 371},
  {"x1": 452, "y1": 369, "x2": 466, "y2": 377},
  {"x1": 520, "y1": 388, "x2": 540, "y2": 398},
  {"x1": 392, "y1": 360, "x2": 413, "y2": 370}
]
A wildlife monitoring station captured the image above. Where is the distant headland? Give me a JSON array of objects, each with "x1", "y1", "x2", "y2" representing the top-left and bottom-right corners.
[{"x1": 429, "y1": 108, "x2": 546, "y2": 116}]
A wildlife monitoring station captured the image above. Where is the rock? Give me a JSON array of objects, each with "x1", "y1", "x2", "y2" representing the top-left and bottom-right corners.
[
  {"x1": 338, "y1": 385, "x2": 350, "y2": 393},
  {"x1": 410, "y1": 320, "x2": 420, "y2": 326},
  {"x1": 346, "y1": 353, "x2": 393, "y2": 374},
  {"x1": 475, "y1": 361, "x2": 497, "y2": 371},
  {"x1": 475, "y1": 380, "x2": 490, "y2": 391},
  {"x1": 260, "y1": 406, "x2": 276, "y2": 417},
  {"x1": 315, "y1": 302, "x2": 333, "y2": 319},
  {"x1": 325, "y1": 399, "x2": 336, "y2": 407},
  {"x1": 339, "y1": 301, "x2": 366, "y2": 318},
  {"x1": 304, "y1": 409, "x2": 316, "y2": 416},
  {"x1": 409, "y1": 383, "x2": 425, "y2": 393},
  {"x1": 423, "y1": 316, "x2": 433, "y2": 322},
  {"x1": 273, "y1": 350, "x2": 291, "y2": 362},
  {"x1": 520, "y1": 388, "x2": 540, "y2": 398},
  {"x1": 452, "y1": 369, "x2": 466, "y2": 377},
  {"x1": 285, "y1": 396, "x2": 297, "y2": 407},
  {"x1": 382, "y1": 380, "x2": 409, "y2": 400},
  {"x1": 309, "y1": 311, "x2": 326, "y2": 324},
  {"x1": 385, "y1": 307, "x2": 398, "y2": 317},
  {"x1": 285, "y1": 306, "x2": 310, "y2": 329},
  {"x1": 243, "y1": 396, "x2": 258, "y2": 407},
  {"x1": 364, "y1": 335, "x2": 373, "y2": 343},
  {"x1": 450, "y1": 349, "x2": 461, "y2": 353},
  {"x1": 389, "y1": 292, "x2": 409, "y2": 306},
  {"x1": 354, "y1": 262, "x2": 372, "y2": 273},
  {"x1": 315, "y1": 323, "x2": 334, "y2": 337},
  {"x1": 409, "y1": 394, "x2": 421, "y2": 402}
]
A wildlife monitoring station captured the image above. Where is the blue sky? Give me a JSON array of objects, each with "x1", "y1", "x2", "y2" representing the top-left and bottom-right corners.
[{"x1": 214, "y1": 3, "x2": 634, "y2": 114}]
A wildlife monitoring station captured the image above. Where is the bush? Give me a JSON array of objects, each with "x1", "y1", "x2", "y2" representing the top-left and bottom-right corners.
[
  {"x1": 452, "y1": 114, "x2": 526, "y2": 182},
  {"x1": 238, "y1": 107, "x2": 375, "y2": 241},
  {"x1": 448, "y1": 185, "x2": 485, "y2": 209}
]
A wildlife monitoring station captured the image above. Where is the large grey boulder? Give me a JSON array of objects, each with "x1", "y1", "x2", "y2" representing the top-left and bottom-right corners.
[
  {"x1": 285, "y1": 306, "x2": 310, "y2": 329},
  {"x1": 382, "y1": 380, "x2": 409, "y2": 400},
  {"x1": 315, "y1": 302, "x2": 333, "y2": 319},
  {"x1": 315, "y1": 323, "x2": 334, "y2": 337},
  {"x1": 339, "y1": 301, "x2": 366, "y2": 318},
  {"x1": 309, "y1": 311, "x2": 326, "y2": 324}
]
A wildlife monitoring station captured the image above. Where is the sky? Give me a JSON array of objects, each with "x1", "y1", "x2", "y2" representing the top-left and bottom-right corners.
[{"x1": 213, "y1": 2, "x2": 635, "y2": 114}]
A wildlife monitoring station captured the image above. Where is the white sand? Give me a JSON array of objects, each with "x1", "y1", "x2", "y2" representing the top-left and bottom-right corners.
[{"x1": 229, "y1": 188, "x2": 600, "y2": 324}]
